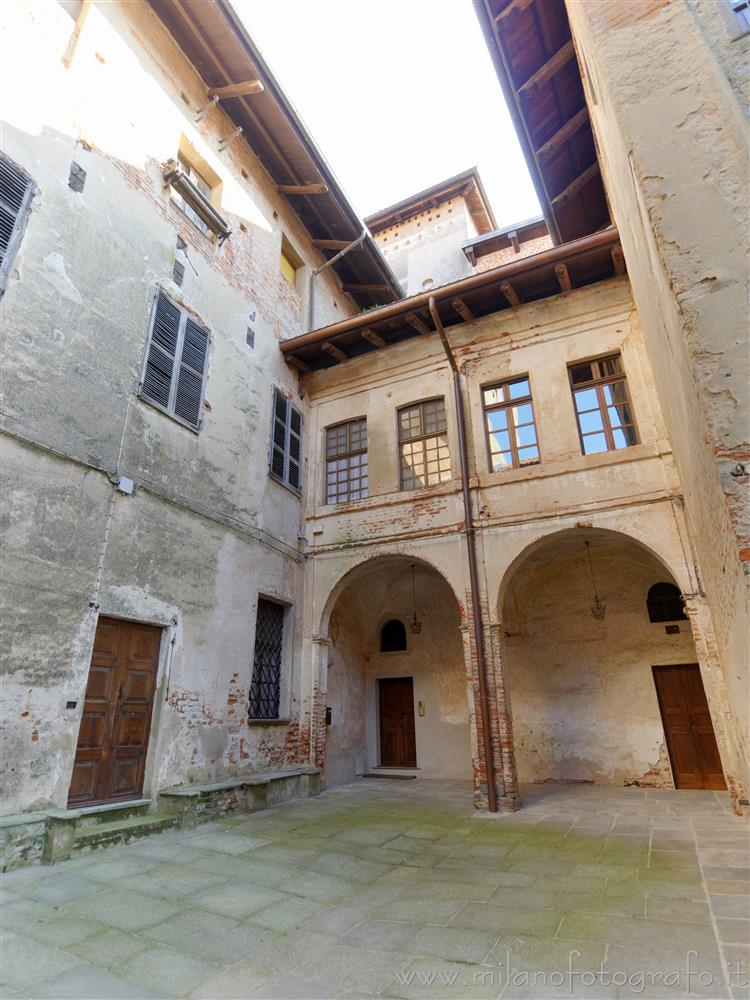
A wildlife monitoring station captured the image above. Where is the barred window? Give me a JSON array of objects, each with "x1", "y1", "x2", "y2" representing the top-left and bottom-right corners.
[
  {"x1": 139, "y1": 290, "x2": 210, "y2": 430},
  {"x1": 270, "y1": 388, "x2": 302, "y2": 492},
  {"x1": 569, "y1": 354, "x2": 638, "y2": 455},
  {"x1": 325, "y1": 418, "x2": 368, "y2": 504},
  {"x1": 483, "y1": 376, "x2": 540, "y2": 472},
  {"x1": 248, "y1": 598, "x2": 284, "y2": 720},
  {"x1": 398, "y1": 398, "x2": 451, "y2": 491}
]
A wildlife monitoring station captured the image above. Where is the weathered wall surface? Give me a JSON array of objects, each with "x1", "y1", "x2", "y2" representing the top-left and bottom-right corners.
[
  {"x1": 503, "y1": 534, "x2": 696, "y2": 787},
  {"x1": 0, "y1": 0, "x2": 351, "y2": 812},
  {"x1": 371, "y1": 196, "x2": 476, "y2": 295},
  {"x1": 565, "y1": 0, "x2": 749, "y2": 790},
  {"x1": 474, "y1": 233, "x2": 552, "y2": 273},
  {"x1": 325, "y1": 588, "x2": 367, "y2": 787}
]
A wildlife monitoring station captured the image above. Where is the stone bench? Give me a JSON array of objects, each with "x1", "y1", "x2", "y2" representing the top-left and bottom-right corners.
[{"x1": 158, "y1": 766, "x2": 321, "y2": 826}]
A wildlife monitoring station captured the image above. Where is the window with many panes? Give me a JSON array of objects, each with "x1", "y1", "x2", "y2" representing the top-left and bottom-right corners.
[
  {"x1": 270, "y1": 388, "x2": 302, "y2": 492},
  {"x1": 398, "y1": 398, "x2": 451, "y2": 491},
  {"x1": 248, "y1": 598, "x2": 284, "y2": 720},
  {"x1": 325, "y1": 418, "x2": 368, "y2": 504},
  {"x1": 139, "y1": 290, "x2": 210, "y2": 430},
  {"x1": 483, "y1": 376, "x2": 540, "y2": 472},
  {"x1": 569, "y1": 354, "x2": 638, "y2": 455},
  {"x1": 0, "y1": 153, "x2": 35, "y2": 297}
]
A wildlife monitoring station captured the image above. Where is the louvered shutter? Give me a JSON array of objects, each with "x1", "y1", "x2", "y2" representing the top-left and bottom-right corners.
[
  {"x1": 174, "y1": 317, "x2": 209, "y2": 429},
  {"x1": 0, "y1": 154, "x2": 34, "y2": 296},
  {"x1": 271, "y1": 389, "x2": 288, "y2": 481},
  {"x1": 141, "y1": 292, "x2": 180, "y2": 410},
  {"x1": 288, "y1": 405, "x2": 302, "y2": 491}
]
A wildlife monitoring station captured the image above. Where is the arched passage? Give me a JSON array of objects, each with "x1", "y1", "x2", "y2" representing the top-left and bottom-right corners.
[
  {"x1": 497, "y1": 527, "x2": 726, "y2": 791},
  {"x1": 320, "y1": 555, "x2": 473, "y2": 787}
]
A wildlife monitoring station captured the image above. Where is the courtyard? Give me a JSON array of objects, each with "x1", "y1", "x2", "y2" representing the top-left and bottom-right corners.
[{"x1": 1, "y1": 780, "x2": 748, "y2": 999}]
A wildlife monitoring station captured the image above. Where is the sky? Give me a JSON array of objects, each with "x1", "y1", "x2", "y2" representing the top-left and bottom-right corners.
[{"x1": 235, "y1": 0, "x2": 540, "y2": 230}]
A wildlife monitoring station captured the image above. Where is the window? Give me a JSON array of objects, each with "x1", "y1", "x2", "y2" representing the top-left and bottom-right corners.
[
  {"x1": 569, "y1": 354, "x2": 638, "y2": 455},
  {"x1": 483, "y1": 376, "x2": 540, "y2": 472},
  {"x1": 325, "y1": 418, "x2": 368, "y2": 504},
  {"x1": 140, "y1": 290, "x2": 210, "y2": 430},
  {"x1": 380, "y1": 619, "x2": 407, "y2": 653},
  {"x1": 398, "y1": 398, "x2": 451, "y2": 490},
  {"x1": 0, "y1": 153, "x2": 35, "y2": 297},
  {"x1": 280, "y1": 235, "x2": 303, "y2": 288},
  {"x1": 171, "y1": 155, "x2": 213, "y2": 236},
  {"x1": 270, "y1": 388, "x2": 302, "y2": 492},
  {"x1": 249, "y1": 598, "x2": 284, "y2": 720},
  {"x1": 729, "y1": 0, "x2": 750, "y2": 31},
  {"x1": 647, "y1": 583, "x2": 687, "y2": 623}
]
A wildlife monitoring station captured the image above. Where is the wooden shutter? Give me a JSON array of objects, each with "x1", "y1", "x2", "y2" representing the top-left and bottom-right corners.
[
  {"x1": 174, "y1": 317, "x2": 209, "y2": 429},
  {"x1": 140, "y1": 290, "x2": 209, "y2": 430},
  {"x1": 0, "y1": 154, "x2": 34, "y2": 296},
  {"x1": 271, "y1": 389, "x2": 288, "y2": 481},
  {"x1": 288, "y1": 405, "x2": 302, "y2": 491},
  {"x1": 269, "y1": 388, "x2": 303, "y2": 491},
  {"x1": 141, "y1": 292, "x2": 180, "y2": 410}
]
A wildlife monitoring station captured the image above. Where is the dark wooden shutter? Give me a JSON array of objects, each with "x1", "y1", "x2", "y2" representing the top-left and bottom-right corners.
[
  {"x1": 269, "y1": 389, "x2": 303, "y2": 491},
  {"x1": 271, "y1": 389, "x2": 288, "y2": 481},
  {"x1": 141, "y1": 292, "x2": 180, "y2": 410},
  {"x1": 0, "y1": 154, "x2": 34, "y2": 295},
  {"x1": 174, "y1": 317, "x2": 209, "y2": 429},
  {"x1": 288, "y1": 405, "x2": 302, "y2": 491}
]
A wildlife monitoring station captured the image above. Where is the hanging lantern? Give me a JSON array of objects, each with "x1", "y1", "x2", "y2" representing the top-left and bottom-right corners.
[
  {"x1": 409, "y1": 563, "x2": 422, "y2": 635},
  {"x1": 585, "y1": 540, "x2": 606, "y2": 620}
]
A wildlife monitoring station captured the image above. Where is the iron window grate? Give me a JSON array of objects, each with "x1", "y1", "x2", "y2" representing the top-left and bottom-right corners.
[{"x1": 249, "y1": 598, "x2": 284, "y2": 720}]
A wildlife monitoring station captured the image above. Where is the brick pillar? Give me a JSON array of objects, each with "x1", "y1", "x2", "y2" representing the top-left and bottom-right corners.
[
  {"x1": 488, "y1": 622, "x2": 520, "y2": 811},
  {"x1": 307, "y1": 635, "x2": 331, "y2": 777},
  {"x1": 683, "y1": 596, "x2": 749, "y2": 815}
]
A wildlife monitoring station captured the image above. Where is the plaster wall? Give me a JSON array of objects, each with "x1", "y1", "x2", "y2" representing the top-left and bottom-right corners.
[
  {"x1": 565, "y1": 0, "x2": 749, "y2": 788},
  {"x1": 503, "y1": 537, "x2": 697, "y2": 787},
  {"x1": 0, "y1": 0, "x2": 350, "y2": 812}
]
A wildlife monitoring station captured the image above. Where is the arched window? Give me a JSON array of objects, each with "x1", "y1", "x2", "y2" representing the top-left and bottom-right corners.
[
  {"x1": 380, "y1": 619, "x2": 407, "y2": 652},
  {"x1": 646, "y1": 582, "x2": 687, "y2": 623}
]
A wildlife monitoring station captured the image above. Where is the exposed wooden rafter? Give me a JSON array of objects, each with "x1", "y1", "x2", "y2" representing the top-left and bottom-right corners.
[
  {"x1": 405, "y1": 313, "x2": 431, "y2": 336},
  {"x1": 312, "y1": 239, "x2": 363, "y2": 251},
  {"x1": 494, "y1": 0, "x2": 535, "y2": 22},
  {"x1": 451, "y1": 298, "x2": 475, "y2": 323},
  {"x1": 362, "y1": 327, "x2": 387, "y2": 348},
  {"x1": 536, "y1": 107, "x2": 589, "y2": 161},
  {"x1": 555, "y1": 263, "x2": 572, "y2": 292},
  {"x1": 207, "y1": 79, "x2": 264, "y2": 99},
  {"x1": 342, "y1": 283, "x2": 390, "y2": 294},
  {"x1": 500, "y1": 281, "x2": 521, "y2": 307},
  {"x1": 277, "y1": 182, "x2": 329, "y2": 196},
  {"x1": 612, "y1": 245, "x2": 626, "y2": 275},
  {"x1": 550, "y1": 162, "x2": 601, "y2": 207},
  {"x1": 518, "y1": 40, "x2": 575, "y2": 99},
  {"x1": 321, "y1": 341, "x2": 347, "y2": 363}
]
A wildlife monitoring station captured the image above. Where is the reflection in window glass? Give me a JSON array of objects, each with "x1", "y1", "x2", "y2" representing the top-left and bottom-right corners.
[
  {"x1": 482, "y1": 377, "x2": 540, "y2": 472},
  {"x1": 325, "y1": 418, "x2": 368, "y2": 504},
  {"x1": 568, "y1": 354, "x2": 638, "y2": 455},
  {"x1": 398, "y1": 399, "x2": 451, "y2": 490}
]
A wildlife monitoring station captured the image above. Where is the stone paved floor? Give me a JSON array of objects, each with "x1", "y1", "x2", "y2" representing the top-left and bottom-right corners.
[{"x1": 1, "y1": 780, "x2": 748, "y2": 999}]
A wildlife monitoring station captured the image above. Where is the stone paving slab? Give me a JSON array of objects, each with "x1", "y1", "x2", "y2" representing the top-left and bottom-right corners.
[{"x1": 1, "y1": 780, "x2": 748, "y2": 999}]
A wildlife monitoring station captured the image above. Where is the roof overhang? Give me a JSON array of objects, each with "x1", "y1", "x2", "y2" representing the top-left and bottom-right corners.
[
  {"x1": 148, "y1": 0, "x2": 403, "y2": 309},
  {"x1": 462, "y1": 214, "x2": 549, "y2": 263},
  {"x1": 282, "y1": 227, "x2": 625, "y2": 371},
  {"x1": 364, "y1": 167, "x2": 497, "y2": 236},
  {"x1": 475, "y1": 0, "x2": 609, "y2": 245}
]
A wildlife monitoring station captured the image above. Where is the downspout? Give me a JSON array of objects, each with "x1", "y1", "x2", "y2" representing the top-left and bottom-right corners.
[
  {"x1": 308, "y1": 230, "x2": 368, "y2": 331},
  {"x1": 429, "y1": 296, "x2": 498, "y2": 813}
]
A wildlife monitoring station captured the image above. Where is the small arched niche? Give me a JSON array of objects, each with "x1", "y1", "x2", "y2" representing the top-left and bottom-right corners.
[
  {"x1": 646, "y1": 582, "x2": 687, "y2": 623},
  {"x1": 380, "y1": 618, "x2": 407, "y2": 653}
]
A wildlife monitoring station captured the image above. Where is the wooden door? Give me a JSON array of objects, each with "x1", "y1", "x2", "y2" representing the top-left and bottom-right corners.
[
  {"x1": 379, "y1": 677, "x2": 416, "y2": 767},
  {"x1": 68, "y1": 617, "x2": 161, "y2": 807},
  {"x1": 653, "y1": 664, "x2": 726, "y2": 790}
]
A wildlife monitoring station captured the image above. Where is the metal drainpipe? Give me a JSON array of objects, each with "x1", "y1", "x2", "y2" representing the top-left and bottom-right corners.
[
  {"x1": 307, "y1": 229, "x2": 368, "y2": 331},
  {"x1": 428, "y1": 296, "x2": 498, "y2": 813}
]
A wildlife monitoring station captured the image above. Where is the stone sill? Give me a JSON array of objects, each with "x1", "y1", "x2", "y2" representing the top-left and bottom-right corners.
[{"x1": 248, "y1": 717, "x2": 291, "y2": 726}]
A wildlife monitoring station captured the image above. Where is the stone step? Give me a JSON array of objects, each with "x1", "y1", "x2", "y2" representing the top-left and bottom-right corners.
[
  {"x1": 75, "y1": 799, "x2": 153, "y2": 829},
  {"x1": 73, "y1": 812, "x2": 176, "y2": 850}
]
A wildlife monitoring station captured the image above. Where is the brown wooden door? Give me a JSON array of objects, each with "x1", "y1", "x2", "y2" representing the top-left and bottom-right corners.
[
  {"x1": 379, "y1": 677, "x2": 416, "y2": 767},
  {"x1": 69, "y1": 617, "x2": 161, "y2": 807},
  {"x1": 653, "y1": 664, "x2": 726, "y2": 790}
]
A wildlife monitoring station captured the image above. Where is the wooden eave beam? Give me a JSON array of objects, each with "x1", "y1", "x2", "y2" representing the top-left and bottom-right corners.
[
  {"x1": 451, "y1": 298, "x2": 474, "y2": 323},
  {"x1": 500, "y1": 281, "x2": 521, "y2": 307},
  {"x1": 509, "y1": 230, "x2": 520, "y2": 254},
  {"x1": 313, "y1": 239, "x2": 363, "y2": 251},
  {"x1": 518, "y1": 40, "x2": 575, "y2": 99},
  {"x1": 207, "y1": 79, "x2": 264, "y2": 99},
  {"x1": 494, "y1": 0, "x2": 535, "y2": 22},
  {"x1": 405, "y1": 313, "x2": 431, "y2": 336},
  {"x1": 536, "y1": 107, "x2": 589, "y2": 161},
  {"x1": 550, "y1": 162, "x2": 601, "y2": 207},
  {"x1": 277, "y1": 182, "x2": 329, "y2": 196},
  {"x1": 362, "y1": 327, "x2": 386, "y2": 348},
  {"x1": 285, "y1": 355, "x2": 311, "y2": 373},
  {"x1": 555, "y1": 263, "x2": 572, "y2": 292},
  {"x1": 321, "y1": 341, "x2": 347, "y2": 363},
  {"x1": 342, "y1": 283, "x2": 390, "y2": 294},
  {"x1": 612, "y1": 245, "x2": 626, "y2": 275}
]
